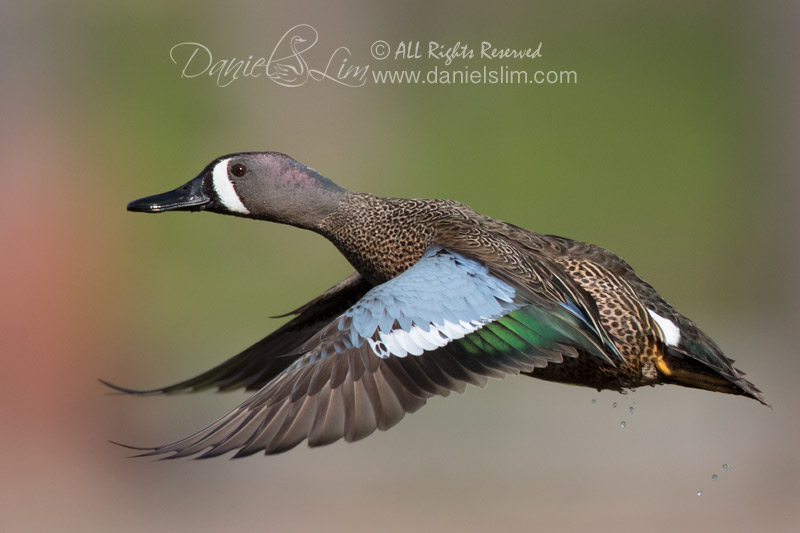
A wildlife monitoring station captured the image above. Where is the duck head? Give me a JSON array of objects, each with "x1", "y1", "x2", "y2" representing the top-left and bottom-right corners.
[{"x1": 128, "y1": 152, "x2": 346, "y2": 229}]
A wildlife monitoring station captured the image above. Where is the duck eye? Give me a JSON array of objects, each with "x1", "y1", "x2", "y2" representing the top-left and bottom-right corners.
[{"x1": 231, "y1": 163, "x2": 247, "y2": 177}]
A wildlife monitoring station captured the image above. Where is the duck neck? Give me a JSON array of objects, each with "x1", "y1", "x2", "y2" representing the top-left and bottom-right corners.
[{"x1": 315, "y1": 193, "x2": 436, "y2": 284}]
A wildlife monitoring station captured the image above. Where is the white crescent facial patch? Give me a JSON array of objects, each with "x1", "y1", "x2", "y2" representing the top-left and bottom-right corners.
[{"x1": 212, "y1": 158, "x2": 250, "y2": 214}]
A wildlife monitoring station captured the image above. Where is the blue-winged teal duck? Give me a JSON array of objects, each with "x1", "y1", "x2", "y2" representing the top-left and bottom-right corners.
[{"x1": 108, "y1": 152, "x2": 768, "y2": 459}]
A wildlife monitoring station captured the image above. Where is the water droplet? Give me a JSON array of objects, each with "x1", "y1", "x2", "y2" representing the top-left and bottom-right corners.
[
  {"x1": 722, "y1": 464, "x2": 729, "y2": 471},
  {"x1": 591, "y1": 399, "x2": 596, "y2": 404},
  {"x1": 697, "y1": 490, "x2": 703, "y2": 496},
  {"x1": 612, "y1": 402, "x2": 618, "y2": 408},
  {"x1": 620, "y1": 389, "x2": 629, "y2": 396},
  {"x1": 629, "y1": 406, "x2": 635, "y2": 415},
  {"x1": 712, "y1": 475, "x2": 718, "y2": 481},
  {"x1": 620, "y1": 421, "x2": 626, "y2": 428}
]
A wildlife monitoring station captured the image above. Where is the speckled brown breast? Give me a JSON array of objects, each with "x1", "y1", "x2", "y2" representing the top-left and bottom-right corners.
[{"x1": 318, "y1": 193, "x2": 472, "y2": 284}]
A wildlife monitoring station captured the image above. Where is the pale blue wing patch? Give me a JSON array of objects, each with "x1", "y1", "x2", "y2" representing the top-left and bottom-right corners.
[{"x1": 335, "y1": 247, "x2": 519, "y2": 359}]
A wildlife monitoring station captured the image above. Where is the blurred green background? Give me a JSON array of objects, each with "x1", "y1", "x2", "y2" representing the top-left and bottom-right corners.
[{"x1": 2, "y1": 1, "x2": 798, "y2": 532}]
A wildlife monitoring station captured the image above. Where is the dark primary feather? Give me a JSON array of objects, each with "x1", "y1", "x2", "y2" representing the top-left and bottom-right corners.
[
  {"x1": 126, "y1": 310, "x2": 575, "y2": 459},
  {"x1": 102, "y1": 272, "x2": 371, "y2": 395}
]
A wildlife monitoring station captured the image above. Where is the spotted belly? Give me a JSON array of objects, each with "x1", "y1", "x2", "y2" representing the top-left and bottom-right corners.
[{"x1": 524, "y1": 337, "x2": 662, "y2": 391}]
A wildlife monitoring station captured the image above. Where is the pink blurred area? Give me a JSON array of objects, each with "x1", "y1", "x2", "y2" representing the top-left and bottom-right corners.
[
  {"x1": 1, "y1": 2, "x2": 799, "y2": 533},
  {"x1": 0, "y1": 118, "x2": 102, "y2": 525}
]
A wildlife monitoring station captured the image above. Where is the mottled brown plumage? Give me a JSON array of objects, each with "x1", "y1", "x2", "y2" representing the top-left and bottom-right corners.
[
  {"x1": 108, "y1": 152, "x2": 767, "y2": 460},
  {"x1": 315, "y1": 191, "x2": 761, "y2": 396}
]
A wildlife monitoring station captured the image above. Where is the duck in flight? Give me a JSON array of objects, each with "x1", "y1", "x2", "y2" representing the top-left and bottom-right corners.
[{"x1": 107, "y1": 152, "x2": 768, "y2": 459}]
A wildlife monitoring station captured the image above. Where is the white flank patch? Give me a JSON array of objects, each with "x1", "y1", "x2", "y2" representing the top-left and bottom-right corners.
[
  {"x1": 367, "y1": 319, "x2": 485, "y2": 359},
  {"x1": 212, "y1": 158, "x2": 250, "y2": 214},
  {"x1": 647, "y1": 309, "x2": 681, "y2": 347}
]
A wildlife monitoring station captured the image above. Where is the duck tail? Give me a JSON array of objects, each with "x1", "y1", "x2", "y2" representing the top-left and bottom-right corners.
[{"x1": 656, "y1": 347, "x2": 770, "y2": 407}]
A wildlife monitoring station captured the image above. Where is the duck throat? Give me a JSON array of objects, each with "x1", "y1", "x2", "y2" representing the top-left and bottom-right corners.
[{"x1": 316, "y1": 193, "x2": 436, "y2": 284}]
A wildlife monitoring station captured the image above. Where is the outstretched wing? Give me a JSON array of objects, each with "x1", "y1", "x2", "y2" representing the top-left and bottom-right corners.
[
  {"x1": 125, "y1": 247, "x2": 616, "y2": 459},
  {"x1": 102, "y1": 272, "x2": 372, "y2": 394}
]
